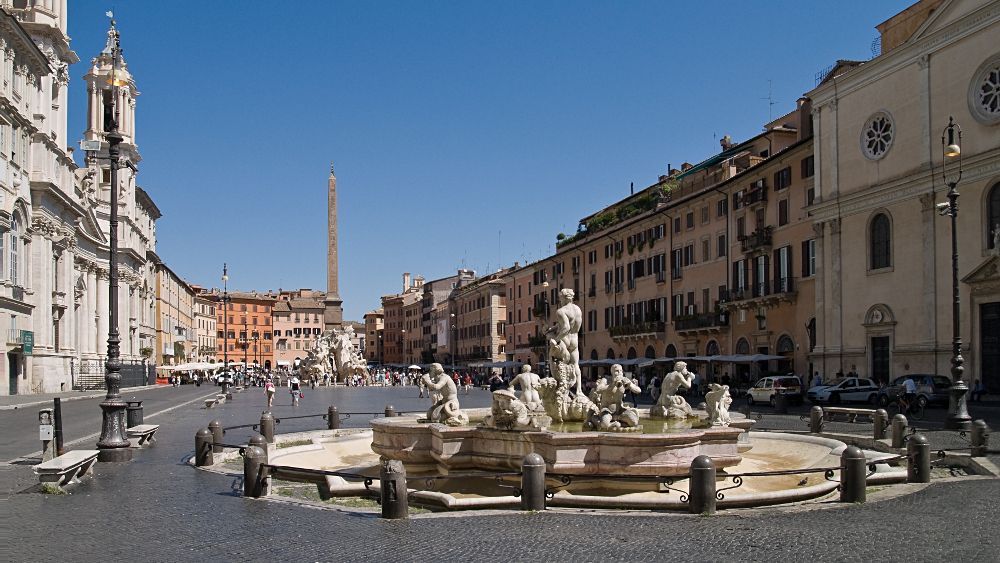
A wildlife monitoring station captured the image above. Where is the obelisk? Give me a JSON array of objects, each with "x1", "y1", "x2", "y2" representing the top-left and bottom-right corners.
[{"x1": 324, "y1": 162, "x2": 344, "y2": 330}]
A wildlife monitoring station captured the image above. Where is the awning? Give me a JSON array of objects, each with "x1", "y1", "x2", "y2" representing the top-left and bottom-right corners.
[
  {"x1": 468, "y1": 360, "x2": 523, "y2": 368},
  {"x1": 277, "y1": 361, "x2": 290, "y2": 366}
]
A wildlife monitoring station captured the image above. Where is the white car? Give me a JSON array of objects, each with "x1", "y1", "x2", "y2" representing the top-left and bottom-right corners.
[{"x1": 806, "y1": 377, "x2": 879, "y2": 404}]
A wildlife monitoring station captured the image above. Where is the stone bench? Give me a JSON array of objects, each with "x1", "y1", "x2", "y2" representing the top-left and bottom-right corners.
[
  {"x1": 823, "y1": 406, "x2": 876, "y2": 423},
  {"x1": 33, "y1": 450, "x2": 100, "y2": 491},
  {"x1": 127, "y1": 424, "x2": 160, "y2": 446},
  {"x1": 205, "y1": 395, "x2": 226, "y2": 408}
]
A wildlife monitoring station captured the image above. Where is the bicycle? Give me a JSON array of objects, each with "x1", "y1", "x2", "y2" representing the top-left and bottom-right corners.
[{"x1": 887, "y1": 394, "x2": 924, "y2": 420}]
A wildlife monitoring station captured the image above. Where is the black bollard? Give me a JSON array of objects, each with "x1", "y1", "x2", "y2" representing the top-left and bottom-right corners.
[
  {"x1": 839, "y1": 446, "x2": 867, "y2": 503},
  {"x1": 260, "y1": 411, "x2": 275, "y2": 444},
  {"x1": 328, "y1": 405, "x2": 340, "y2": 430},
  {"x1": 809, "y1": 406, "x2": 824, "y2": 433},
  {"x1": 249, "y1": 433, "x2": 268, "y2": 453},
  {"x1": 208, "y1": 419, "x2": 224, "y2": 454},
  {"x1": 380, "y1": 459, "x2": 409, "y2": 519},
  {"x1": 891, "y1": 414, "x2": 908, "y2": 449},
  {"x1": 873, "y1": 409, "x2": 889, "y2": 440},
  {"x1": 688, "y1": 455, "x2": 717, "y2": 515},
  {"x1": 195, "y1": 428, "x2": 213, "y2": 467},
  {"x1": 971, "y1": 420, "x2": 989, "y2": 458},
  {"x1": 774, "y1": 393, "x2": 788, "y2": 414},
  {"x1": 243, "y1": 445, "x2": 266, "y2": 498},
  {"x1": 907, "y1": 433, "x2": 931, "y2": 483},
  {"x1": 520, "y1": 453, "x2": 546, "y2": 511},
  {"x1": 384, "y1": 405, "x2": 396, "y2": 418}
]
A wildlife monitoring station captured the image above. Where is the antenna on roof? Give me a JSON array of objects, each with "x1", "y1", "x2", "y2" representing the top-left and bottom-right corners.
[{"x1": 761, "y1": 79, "x2": 778, "y2": 122}]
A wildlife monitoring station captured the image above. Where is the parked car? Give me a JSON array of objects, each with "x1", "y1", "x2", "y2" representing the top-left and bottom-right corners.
[
  {"x1": 747, "y1": 376, "x2": 803, "y2": 406},
  {"x1": 807, "y1": 377, "x2": 879, "y2": 404},
  {"x1": 876, "y1": 374, "x2": 952, "y2": 408}
]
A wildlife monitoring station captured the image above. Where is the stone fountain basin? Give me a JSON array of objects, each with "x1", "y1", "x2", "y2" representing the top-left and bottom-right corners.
[{"x1": 370, "y1": 407, "x2": 753, "y2": 476}]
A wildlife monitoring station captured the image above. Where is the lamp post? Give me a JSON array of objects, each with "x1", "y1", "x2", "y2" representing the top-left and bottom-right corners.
[
  {"x1": 252, "y1": 333, "x2": 260, "y2": 374},
  {"x1": 450, "y1": 312, "x2": 457, "y2": 369},
  {"x1": 96, "y1": 17, "x2": 132, "y2": 462},
  {"x1": 940, "y1": 117, "x2": 971, "y2": 430},
  {"x1": 221, "y1": 265, "x2": 231, "y2": 398}
]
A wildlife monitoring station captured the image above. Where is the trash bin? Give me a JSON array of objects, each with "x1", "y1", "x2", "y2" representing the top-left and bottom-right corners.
[{"x1": 126, "y1": 400, "x2": 143, "y2": 428}]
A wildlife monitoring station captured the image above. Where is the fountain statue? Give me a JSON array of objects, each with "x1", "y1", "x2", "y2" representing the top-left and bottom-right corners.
[
  {"x1": 705, "y1": 383, "x2": 733, "y2": 427},
  {"x1": 536, "y1": 290, "x2": 597, "y2": 422},
  {"x1": 650, "y1": 361, "x2": 696, "y2": 419},
  {"x1": 508, "y1": 364, "x2": 543, "y2": 411},
  {"x1": 585, "y1": 364, "x2": 642, "y2": 431},
  {"x1": 331, "y1": 325, "x2": 370, "y2": 383},
  {"x1": 482, "y1": 389, "x2": 551, "y2": 431},
  {"x1": 420, "y1": 363, "x2": 468, "y2": 426}
]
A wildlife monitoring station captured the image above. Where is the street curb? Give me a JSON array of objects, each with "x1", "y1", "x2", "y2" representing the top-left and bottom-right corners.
[{"x1": 0, "y1": 384, "x2": 168, "y2": 411}]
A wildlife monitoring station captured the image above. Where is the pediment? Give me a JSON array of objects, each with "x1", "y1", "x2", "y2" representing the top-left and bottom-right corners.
[
  {"x1": 77, "y1": 205, "x2": 107, "y2": 245},
  {"x1": 906, "y1": 0, "x2": 989, "y2": 43},
  {"x1": 962, "y1": 255, "x2": 1000, "y2": 285}
]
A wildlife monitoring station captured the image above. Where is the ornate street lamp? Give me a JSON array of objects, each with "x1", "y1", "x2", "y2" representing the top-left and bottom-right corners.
[
  {"x1": 96, "y1": 17, "x2": 132, "y2": 462},
  {"x1": 222, "y1": 264, "x2": 231, "y2": 399},
  {"x1": 939, "y1": 117, "x2": 971, "y2": 430}
]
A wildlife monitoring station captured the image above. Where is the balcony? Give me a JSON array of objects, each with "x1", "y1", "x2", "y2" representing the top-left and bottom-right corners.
[
  {"x1": 11, "y1": 285, "x2": 24, "y2": 302},
  {"x1": 721, "y1": 277, "x2": 797, "y2": 309},
  {"x1": 627, "y1": 279, "x2": 636, "y2": 290},
  {"x1": 739, "y1": 226, "x2": 773, "y2": 254},
  {"x1": 674, "y1": 312, "x2": 729, "y2": 333},
  {"x1": 7, "y1": 329, "x2": 22, "y2": 345},
  {"x1": 656, "y1": 271, "x2": 667, "y2": 283},
  {"x1": 744, "y1": 187, "x2": 767, "y2": 206},
  {"x1": 610, "y1": 321, "x2": 665, "y2": 339}
]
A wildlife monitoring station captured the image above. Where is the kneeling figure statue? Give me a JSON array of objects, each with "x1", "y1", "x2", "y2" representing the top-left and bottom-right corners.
[
  {"x1": 421, "y1": 363, "x2": 468, "y2": 426},
  {"x1": 483, "y1": 389, "x2": 551, "y2": 431},
  {"x1": 650, "y1": 361, "x2": 696, "y2": 419}
]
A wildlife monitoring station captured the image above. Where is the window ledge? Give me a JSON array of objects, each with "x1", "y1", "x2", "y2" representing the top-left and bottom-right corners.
[{"x1": 867, "y1": 266, "x2": 894, "y2": 276}]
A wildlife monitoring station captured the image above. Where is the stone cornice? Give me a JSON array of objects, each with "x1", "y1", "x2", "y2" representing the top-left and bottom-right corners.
[{"x1": 809, "y1": 146, "x2": 1000, "y2": 221}]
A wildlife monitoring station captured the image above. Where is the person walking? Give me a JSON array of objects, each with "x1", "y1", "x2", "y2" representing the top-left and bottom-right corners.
[
  {"x1": 264, "y1": 379, "x2": 276, "y2": 410},
  {"x1": 290, "y1": 374, "x2": 301, "y2": 407}
]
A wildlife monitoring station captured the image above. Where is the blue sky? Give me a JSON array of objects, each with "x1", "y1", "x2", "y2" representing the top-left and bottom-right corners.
[{"x1": 67, "y1": 1, "x2": 912, "y2": 321}]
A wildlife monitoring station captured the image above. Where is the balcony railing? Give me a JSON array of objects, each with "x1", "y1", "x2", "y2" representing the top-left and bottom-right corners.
[
  {"x1": 7, "y1": 329, "x2": 22, "y2": 345},
  {"x1": 656, "y1": 271, "x2": 667, "y2": 283},
  {"x1": 744, "y1": 187, "x2": 767, "y2": 206},
  {"x1": 610, "y1": 321, "x2": 666, "y2": 338},
  {"x1": 627, "y1": 279, "x2": 636, "y2": 290},
  {"x1": 11, "y1": 285, "x2": 24, "y2": 301},
  {"x1": 671, "y1": 269, "x2": 682, "y2": 280},
  {"x1": 739, "y1": 226, "x2": 773, "y2": 253},
  {"x1": 721, "y1": 277, "x2": 795, "y2": 303},
  {"x1": 674, "y1": 312, "x2": 729, "y2": 331}
]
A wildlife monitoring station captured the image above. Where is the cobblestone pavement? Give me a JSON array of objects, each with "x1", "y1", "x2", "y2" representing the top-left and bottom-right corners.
[{"x1": 2, "y1": 386, "x2": 998, "y2": 562}]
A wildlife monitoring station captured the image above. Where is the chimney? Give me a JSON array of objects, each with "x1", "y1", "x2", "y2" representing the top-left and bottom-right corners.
[
  {"x1": 797, "y1": 97, "x2": 813, "y2": 140},
  {"x1": 681, "y1": 162, "x2": 693, "y2": 172},
  {"x1": 403, "y1": 272, "x2": 411, "y2": 291}
]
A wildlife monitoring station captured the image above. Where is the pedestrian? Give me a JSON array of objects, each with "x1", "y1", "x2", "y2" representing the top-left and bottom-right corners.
[
  {"x1": 264, "y1": 379, "x2": 276, "y2": 410},
  {"x1": 971, "y1": 379, "x2": 987, "y2": 402},
  {"x1": 462, "y1": 373, "x2": 472, "y2": 395},
  {"x1": 811, "y1": 371, "x2": 822, "y2": 388},
  {"x1": 290, "y1": 374, "x2": 301, "y2": 406}
]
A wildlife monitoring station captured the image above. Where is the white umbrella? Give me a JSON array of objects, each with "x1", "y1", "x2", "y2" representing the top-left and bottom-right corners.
[{"x1": 407, "y1": 365, "x2": 422, "y2": 370}]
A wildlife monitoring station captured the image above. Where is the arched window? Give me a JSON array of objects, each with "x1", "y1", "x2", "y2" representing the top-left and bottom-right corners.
[
  {"x1": 644, "y1": 345, "x2": 656, "y2": 359},
  {"x1": 735, "y1": 338, "x2": 750, "y2": 355},
  {"x1": 590, "y1": 350, "x2": 599, "y2": 361},
  {"x1": 605, "y1": 348, "x2": 615, "y2": 359},
  {"x1": 665, "y1": 344, "x2": 677, "y2": 358},
  {"x1": 988, "y1": 183, "x2": 1000, "y2": 250},
  {"x1": 870, "y1": 213, "x2": 891, "y2": 270},
  {"x1": 776, "y1": 335, "x2": 794, "y2": 354},
  {"x1": 706, "y1": 340, "x2": 720, "y2": 356},
  {"x1": 627, "y1": 347, "x2": 637, "y2": 359}
]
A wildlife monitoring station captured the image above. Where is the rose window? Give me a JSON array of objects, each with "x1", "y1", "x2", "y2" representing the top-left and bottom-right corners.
[{"x1": 861, "y1": 112, "x2": 894, "y2": 160}]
